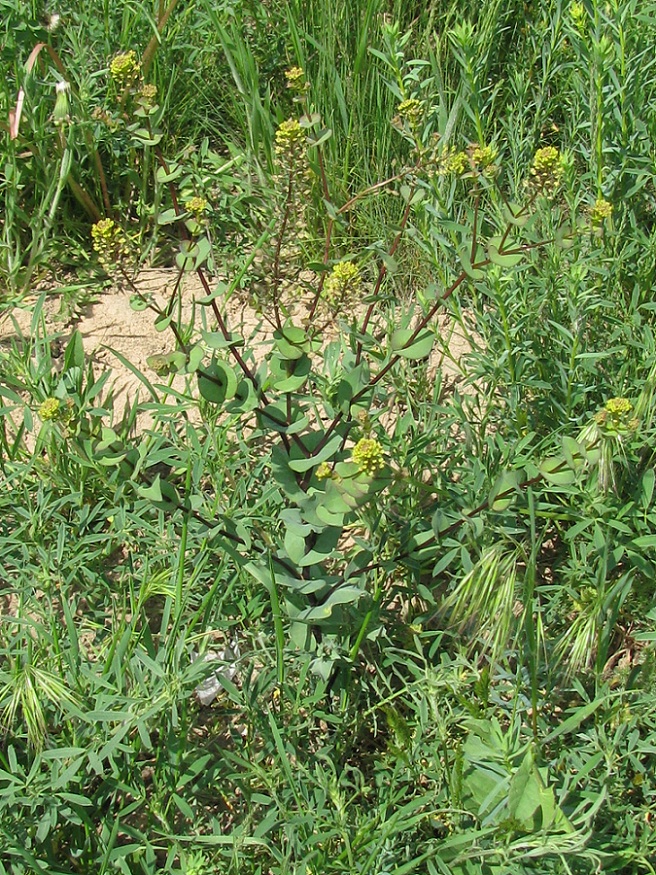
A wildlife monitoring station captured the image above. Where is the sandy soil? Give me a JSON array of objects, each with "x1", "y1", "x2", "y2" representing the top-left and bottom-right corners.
[{"x1": 0, "y1": 268, "x2": 475, "y2": 426}]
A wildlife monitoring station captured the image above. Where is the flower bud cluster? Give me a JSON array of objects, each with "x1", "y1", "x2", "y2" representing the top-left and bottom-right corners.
[
  {"x1": 275, "y1": 119, "x2": 308, "y2": 165},
  {"x1": 594, "y1": 397, "x2": 639, "y2": 435},
  {"x1": 184, "y1": 196, "x2": 208, "y2": 219},
  {"x1": 352, "y1": 438, "x2": 385, "y2": 476},
  {"x1": 590, "y1": 197, "x2": 613, "y2": 224},
  {"x1": 285, "y1": 67, "x2": 309, "y2": 94},
  {"x1": 91, "y1": 218, "x2": 130, "y2": 269},
  {"x1": 396, "y1": 98, "x2": 424, "y2": 128},
  {"x1": 324, "y1": 262, "x2": 361, "y2": 307},
  {"x1": 110, "y1": 51, "x2": 140, "y2": 88},
  {"x1": 38, "y1": 397, "x2": 62, "y2": 421},
  {"x1": 529, "y1": 146, "x2": 565, "y2": 194}
]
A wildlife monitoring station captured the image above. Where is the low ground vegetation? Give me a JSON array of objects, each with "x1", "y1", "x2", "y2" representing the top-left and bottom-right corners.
[{"x1": 2, "y1": 1, "x2": 656, "y2": 872}]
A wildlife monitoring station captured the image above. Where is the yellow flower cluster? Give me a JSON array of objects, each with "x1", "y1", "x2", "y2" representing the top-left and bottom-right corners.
[
  {"x1": 109, "y1": 51, "x2": 140, "y2": 87},
  {"x1": 274, "y1": 119, "x2": 310, "y2": 179},
  {"x1": 38, "y1": 397, "x2": 61, "y2": 421},
  {"x1": 285, "y1": 67, "x2": 308, "y2": 93},
  {"x1": 136, "y1": 83, "x2": 158, "y2": 110},
  {"x1": 470, "y1": 143, "x2": 498, "y2": 176},
  {"x1": 352, "y1": 438, "x2": 385, "y2": 476},
  {"x1": 590, "y1": 197, "x2": 613, "y2": 224},
  {"x1": 316, "y1": 462, "x2": 333, "y2": 480},
  {"x1": 275, "y1": 119, "x2": 306, "y2": 153},
  {"x1": 324, "y1": 261, "x2": 361, "y2": 305},
  {"x1": 529, "y1": 146, "x2": 565, "y2": 194},
  {"x1": 184, "y1": 196, "x2": 208, "y2": 218},
  {"x1": 594, "y1": 397, "x2": 638, "y2": 434},
  {"x1": 91, "y1": 218, "x2": 130, "y2": 269},
  {"x1": 431, "y1": 145, "x2": 468, "y2": 176},
  {"x1": 397, "y1": 98, "x2": 424, "y2": 127}
]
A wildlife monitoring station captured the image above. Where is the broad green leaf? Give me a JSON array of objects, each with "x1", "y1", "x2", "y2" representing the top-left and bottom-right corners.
[
  {"x1": 539, "y1": 456, "x2": 576, "y2": 486},
  {"x1": 488, "y1": 469, "x2": 521, "y2": 511},
  {"x1": 390, "y1": 328, "x2": 434, "y2": 360},
  {"x1": 267, "y1": 354, "x2": 312, "y2": 393},
  {"x1": 156, "y1": 208, "x2": 179, "y2": 225},
  {"x1": 507, "y1": 750, "x2": 542, "y2": 826},
  {"x1": 487, "y1": 234, "x2": 524, "y2": 267},
  {"x1": 274, "y1": 324, "x2": 310, "y2": 360},
  {"x1": 201, "y1": 330, "x2": 244, "y2": 350},
  {"x1": 296, "y1": 585, "x2": 364, "y2": 622},
  {"x1": 502, "y1": 201, "x2": 531, "y2": 227},
  {"x1": 458, "y1": 243, "x2": 486, "y2": 279},
  {"x1": 129, "y1": 295, "x2": 149, "y2": 311},
  {"x1": 561, "y1": 435, "x2": 588, "y2": 470},
  {"x1": 138, "y1": 475, "x2": 180, "y2": 511},
  {"x1": 226, "y1": 378, "x2": 259, "y2": 413},
  {"x1": 288, "y1": 434, "x2": 343, "y2": 472},
  {"x1": 197, "y1": 361, "x2": 237, "y2": 405}
]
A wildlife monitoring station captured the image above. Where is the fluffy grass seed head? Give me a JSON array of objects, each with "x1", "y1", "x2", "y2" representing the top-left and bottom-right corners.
[
  {"x1": 352, "y1": 438, "x2": 385, "y2": 476},
  {"x1": 44, "y1": 12, "x2": 61, "y2": 32},
  {"x1": 109, "y1": 51, "x2": 140, "y2": 87},
  {"x1": 529, "y1": 146, "x2": 565, "y2": 194},
  {"x1": 53, "y1": 80, "x2": 70, "y2": 127}
]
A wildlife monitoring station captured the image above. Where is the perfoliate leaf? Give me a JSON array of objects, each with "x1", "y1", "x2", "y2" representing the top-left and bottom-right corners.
[
  {"x1": 197, "y1": 361, "x2": 238, "y2": 405},
  {"x1": 539, "y1": 456, "x2": 576, "y2": 486},
  {"x1": 390, "y1": 328, "x2": 434, "y2": 360},
  {"x1": 488, "y1": 469, "x2": 521, "y2": 511}
]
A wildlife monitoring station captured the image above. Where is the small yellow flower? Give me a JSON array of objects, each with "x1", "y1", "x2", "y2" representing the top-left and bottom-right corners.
[
  {"x1": 285, "y1": 67, "x2": 308, "y2": 93},
  {"x1": 91, "y1": 218, "x2": 130, "y2": 269},
  {"x1": 529, "y1": 146, "x2": 565, "y2": 193},
  {"x1": 316, "y1": 462, "x2": 333, "y2": 480},
  {"x1": 397, "y1": 98, "x2": 424, "y2": 127},
  {"x1": 352, "y1": 438, "x2": 385, "y2": 476},
  {"x1": 184, "y1": 196, "x2": 208, "y2": 218},
  {"x1": 590, "y1": 197, "x2": 613, "y2": 224},
  {"x1": 470, "y1": 143, "x2": 498, "y2": 176},
  {"x1": 324, "y1": 261, "x2": 361, "y2": 305},
  {"x1": 38, "y1": 397, "x2": 61, "y2": 421},
  {"x1": 109, "y1": 51, "x2": 139, "y2": 87}
]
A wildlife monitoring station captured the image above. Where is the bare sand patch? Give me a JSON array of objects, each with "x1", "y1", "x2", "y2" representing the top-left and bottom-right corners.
[{"x1": 0, "y1": 269, "x2": 476, "y2": 427}]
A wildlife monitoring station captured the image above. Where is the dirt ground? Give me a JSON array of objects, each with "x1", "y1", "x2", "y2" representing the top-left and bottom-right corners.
[{"x1": 0, "y1": 268, "x2": 475, "y2": 424}]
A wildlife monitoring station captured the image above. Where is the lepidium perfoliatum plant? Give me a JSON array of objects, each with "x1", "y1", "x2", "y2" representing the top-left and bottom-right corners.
[{"x1": 91, "y1": 28, "x2": 586, "y2": 684}]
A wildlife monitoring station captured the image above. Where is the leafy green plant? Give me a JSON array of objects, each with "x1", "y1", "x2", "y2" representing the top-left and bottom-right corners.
[{"x1": 4, "y1": 2, "x2": 656, "y2": 873}]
